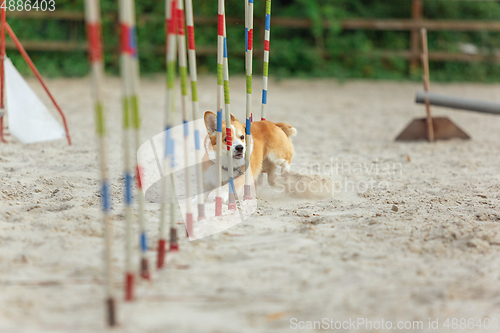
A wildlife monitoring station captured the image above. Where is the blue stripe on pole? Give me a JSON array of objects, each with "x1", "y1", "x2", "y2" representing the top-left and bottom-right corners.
[
  {"x1": 245, "y1": 28, "x2": 248, "y2": 52},
  {"x1": 217, "y1": 110, "x2": 223, "y2": 132},
  {"x1": 140, "y1": 232, "x2": 147, "y2": 252},
  {"x1": 229, "y1": 177, "x2": 235, "y2": 193},
  {"x1": 248, "y1": 0, "x2": 253, "y2": 3},
  {"x1": 262, "y1": 89, "x2": 267, "y2": 104},
  {"x1": 194, "y1": 129, "x2": 200, "y2": 150},
  {"x1": 223, "y1": 38, "x2": 228, "y2": 58},
  {"x1": 125, "y1": 173, "x2": 133, "y2": 205},
  {"x1": 246, "y1": 118, "x2": 251, "y2": 135},
  {"x1": 130, "y1": 27, "x2": 138, "y2": 57},
  {"x1": 265, "y1": 14, "x2": 271, "y2": 31},
  {"x1": 184, "y1": 120, "x2": 189, "y2": 136},
  {"x1": 102, "y1": 181, "x2": 111, "y2": 212},
  {"x1": 165, "y1": 126, "x2": 173, "y2": 158},
  {"x1": 171, "y1": 144, "x2": 175, "y2": 168}
]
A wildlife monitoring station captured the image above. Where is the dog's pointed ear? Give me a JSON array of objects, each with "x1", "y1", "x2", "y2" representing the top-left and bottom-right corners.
[
  {"x1": 230, "y1": 113, "x2": 239, "y2": 123},
  {"x1": 204, "y1": 111, "x2": 218, "y2": 135}
]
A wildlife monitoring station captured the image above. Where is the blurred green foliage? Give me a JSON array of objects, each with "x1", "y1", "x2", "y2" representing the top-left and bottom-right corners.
[{"x1": 7, "y1": 0, "x2": 500, "y2": 81}]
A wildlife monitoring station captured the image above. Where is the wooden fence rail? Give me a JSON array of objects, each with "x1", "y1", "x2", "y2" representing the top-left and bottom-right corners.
[{"x1": 6, "y1": 8, "x2": 500, "y2": 64}]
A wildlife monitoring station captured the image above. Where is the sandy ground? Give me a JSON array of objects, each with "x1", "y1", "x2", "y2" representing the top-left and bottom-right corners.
[{"x1": 1, "y1": 76, "x2": 500, "y2": 333}]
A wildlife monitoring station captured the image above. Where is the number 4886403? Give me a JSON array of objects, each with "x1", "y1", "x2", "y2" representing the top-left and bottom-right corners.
[{"x1": 1, "y1": 0, "x2": 56, "y2": 11}]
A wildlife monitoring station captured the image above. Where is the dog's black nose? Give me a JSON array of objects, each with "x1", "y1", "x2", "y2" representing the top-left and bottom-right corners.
[{"x1": 235, "y1": 145, "x2": 244, "y2": 152}]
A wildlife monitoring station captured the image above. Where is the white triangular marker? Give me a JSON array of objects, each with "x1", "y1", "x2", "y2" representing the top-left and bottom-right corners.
[{"x1": 5, "y1": 58, "x2": 66, "y2": 144}]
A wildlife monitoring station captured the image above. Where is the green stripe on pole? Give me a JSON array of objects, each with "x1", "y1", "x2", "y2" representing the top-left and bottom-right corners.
[
  {"x1": 167, "y1": 61, "x2": 176, "y2": 89},
  {"x1": 123, "y1": 96, "x2": 130, "y2": 129},
  {"x1": 246, "y1": 75, "x2": 252, "y2": 94},
  {"x1": 130, "y1": 95, "x2": 141, "y2": 129},
  {"x1": 96, "y1": 102, "x2": 106, "y2": 136},
  {"x1": 217, "y1": 64, "x2": 223, "y2": 86},
  {"x1": 263, "y1": 62, "x2": 269, "y2": 77},
  {"x1": 180, "y1": 66, "x2": 188, "y2": 96},
  {"x1": 266, "y1": 0, "x2": 271, "y2": 15},
  {"x1": 224, "y1": 80, "x2": 230, "y2": 104},
  {"x1": 191, "y1": 81, "x2": 198, "y2": 102}
]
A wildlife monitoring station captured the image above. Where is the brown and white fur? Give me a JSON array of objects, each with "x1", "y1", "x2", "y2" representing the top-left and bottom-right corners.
[{"x1": 203, "y1": 111, "x2": 296, "y2": 202}]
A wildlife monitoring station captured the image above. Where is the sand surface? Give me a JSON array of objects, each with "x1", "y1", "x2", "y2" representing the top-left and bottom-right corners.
[{"x1": 1, "y1": 76, "x2": 500, "y2": 332}]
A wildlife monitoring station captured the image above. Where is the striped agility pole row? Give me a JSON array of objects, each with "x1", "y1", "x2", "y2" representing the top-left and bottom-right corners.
[
  {"x1": 118, "y1": 0, "x2": 135, "y2": 301},
  {"x1": 215, "y1": 0, "x2": 224, "y2": 216},
  {"x1": 223, "y1": 16, "x2": 236, "y2": 211},
  {"x1": 120, "y1": 0, "x2": 150, "y2": 280},
  {"x1": 261, "y1": 0, "x2": 271, "y2": 121},
  {"x1": 184, "y1": 0, "x2": 205, "y2": 221},
  {"x1": 244, "y1": 0, "x2": 253, "y2": 200},
  {"x1": 158, "y1": 0, "x2": 179, "y2": 268},
  {"x1": 84, "y1": 0, "x2": 116, "y2": 326},
  {"x1": 176, "y1": 0, "x2": 194, "y2": 236}
]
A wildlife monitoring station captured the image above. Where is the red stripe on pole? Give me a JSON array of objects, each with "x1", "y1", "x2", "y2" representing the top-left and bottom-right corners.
[
  {"x1": 247, "y1": 29, "x2": 253, "y2": 50},
  {"x1": 86, "y1": 23, "x2": 102, "y2": 62},
  {"x1": 187, "y1": 26, "x2": 195, "y2": 50},
  {"x1": 168, "y1": 0, "x2": 178, "y2": 35},
  {"x1": 264, "y1": 40, "x2": 269, "y2": 52},
  {"x1": 136, "y1": 165, "x2": 143, "y2": 189},
  {"x1": 120, "y1": 24, "x2": 129, "y2": 53},
  {"x1": 226, "y1": 128, "x2": 232, "y2": 150},
  {"x1": 177, "y1": 8, "x2": 185, "y2": 36},
  {"x1": 218, "y1": 14, "x2": 224, "y2": 36}
]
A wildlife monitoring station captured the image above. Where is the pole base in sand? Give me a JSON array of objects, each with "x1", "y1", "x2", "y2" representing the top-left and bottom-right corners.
[
  {"x1": 228, "y1": 193, "x2": 236, "y2": 211},
  {"x1": 140, "y1": 258, "x2": 150, "y2": 280},
  {"x1": 106, "y1": 297, "x2": 116, "y2": 327},
  {"x1": 198, "y1": 204, "x2": 205, "y2": 220},
  {"x1": 0, "y1": 115, "x2": 7, "y2": 143},
  {"x1": 395, "y1": 117, "x2": 470, "y2": 142},
  {"x1": 169, "y1": 227, "x2": 179, "y2": 252},
  {"x1": 185, "y1": 213, "x2": 193, "y2": 238},
  {"x1": 215, "y1": 197, "x2": 222, "y2": 216},
  {"x1": 169, "y1": 242, "x2": 179, "y2": 251},
  {"x1": 243, "y1": 185, "x2": 252, "y2": 200},
  {"x1": 157, "y1": 239, "x2": 166, "y2": 269},
  {"x1": 125, "y1": 272, "x2": 134, "y2": 301}
]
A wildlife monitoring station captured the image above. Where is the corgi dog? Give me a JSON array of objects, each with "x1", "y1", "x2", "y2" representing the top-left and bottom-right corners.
[{"x1": 203, "y1": 111, "x2": 296, "y2": 201}]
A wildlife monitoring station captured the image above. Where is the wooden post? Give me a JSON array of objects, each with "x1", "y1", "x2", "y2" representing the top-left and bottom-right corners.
[
  {"x1": 410, "y1": 0, "x2": 422, "y2": 75},
  {"x1": 421, "y1": 28, "x2": 434, "y2": 142}
]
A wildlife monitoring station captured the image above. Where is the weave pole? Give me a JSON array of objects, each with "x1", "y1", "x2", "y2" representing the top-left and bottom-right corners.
[
  {"x1": 421, "y1": 28, "x2": 434, "y2": 142},
  {"x1": 223, "y1": 17, "x2": 236, "y2": 211},
  {"x1": 84, "y1": 0, "x2": 116, "y2": 326},
  {"x1": 184, "y1": 0, "x2": 205, "y2": 220},
  {"x1": 260, "y1": 0, "x2": 271, "y2": 121},
  {"x1": 158, "y1": 0, "x2": 179, "y2": 266},
  {"x1": 120, "y1": 0, "x2": 150, "y2": 280},
  {"x1": 215, "y1": 0, "x2": 224, "y2": 216},
  {"x1": 176, "y1": 0, "x2": 194, "y2": 236},
  {"x1": 244, "y1": 0, "x2": 254, "y2": 200},
  {"x1": 118, "y1": 0, "x2": 135, "y2": 299}
]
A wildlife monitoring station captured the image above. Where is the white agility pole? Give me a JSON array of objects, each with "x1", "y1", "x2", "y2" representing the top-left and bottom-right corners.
[
  {"x1": 215, "y1": 0, "x2": 224, "y2": 216},
  {"x1": 223, "y1": 16, "x2": 236, "y2": 211},
  {"x1": 261, "y1": 0, "x2": 271, "y2": 121},
  {"x1": 244, "y1": 0, "x2": 254, "y2": 200},
  {"x1": 176, "y1": 0, "x2": 194, "y2": 236},
  {"x1": 158, "y1": 0, "x2": 179, "y2": 267},
  {"x1": 84, "y1": 0, "x2": 116, "y2": 326},
  {"x1": 119, "y1": 0, "x2": 150, "y2": 280},
  {"x1": 118, "y1": 0, "x2": 135, "y2": 301},
  {"x1": 184, "y1": 0, "x2": 206, "y2": 220}
]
